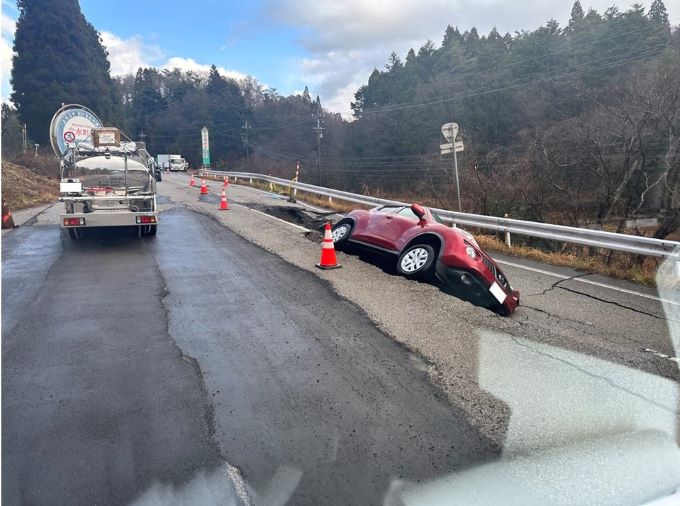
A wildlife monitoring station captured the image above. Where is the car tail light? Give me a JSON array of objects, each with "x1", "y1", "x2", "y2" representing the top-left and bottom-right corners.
[
  {"x1": 136, "y1": 215, "x2": 157, "y2": 224},
  {"x1": 63, "y1": 217, "x2": 85, "y2": 226}
]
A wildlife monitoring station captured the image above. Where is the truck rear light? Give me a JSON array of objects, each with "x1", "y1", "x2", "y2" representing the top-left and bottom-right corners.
[
  {"x1": 63, "y1": 217, "x2": 85, "y2": 226},
  {"x1": 136, "y1": 215, "x2": 157, "y2": 224}
]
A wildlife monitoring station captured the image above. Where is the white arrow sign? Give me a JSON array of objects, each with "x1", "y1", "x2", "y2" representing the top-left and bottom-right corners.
[{"x1": 441, "y1": 122, "x2": 458, "y2": 142}]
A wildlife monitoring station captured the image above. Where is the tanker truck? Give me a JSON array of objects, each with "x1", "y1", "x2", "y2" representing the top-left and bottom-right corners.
[{"x1": 51, "y1": 104, "x2": 158, "y2": 240}]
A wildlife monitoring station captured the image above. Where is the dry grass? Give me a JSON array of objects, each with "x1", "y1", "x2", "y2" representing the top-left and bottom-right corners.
[
  {"x1": 2, "y1": 161, "x2": 60, "y2": 210},
  {"x1": 475, "y1": 234, "x2": 658, "y2": 285}
]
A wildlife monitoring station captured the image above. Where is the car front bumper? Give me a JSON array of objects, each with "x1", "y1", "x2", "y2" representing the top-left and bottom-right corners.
[{"x1": 435, "y1": 262, "x2": 519, "y2": 315}]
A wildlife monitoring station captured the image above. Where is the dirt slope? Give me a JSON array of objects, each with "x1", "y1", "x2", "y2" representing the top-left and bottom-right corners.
[{"x1": 2, "y1": 161, "x2": 59, "y2": 210}]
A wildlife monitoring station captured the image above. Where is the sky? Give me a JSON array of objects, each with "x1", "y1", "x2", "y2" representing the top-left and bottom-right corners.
[{"x1": 1, "y1": 0, "x2": 679, "y2": 117}]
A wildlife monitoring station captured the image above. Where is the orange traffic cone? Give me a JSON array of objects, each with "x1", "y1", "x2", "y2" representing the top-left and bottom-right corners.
[
  {"x1": 219, "y1": 189, "x2": 229, "y2": 210},
  {"x1": 2, "y1": 201, "x2": 17, "y2": 229},
  {"x1": 316, "y1": 223, "x2": 341, "y2": 270},
  {"x1": 223, "y1": 176, "x2": 228, "y2": 187},
  {"x1": 189, "y1": 174, "x2": 196, "y2": 187},
  {"x1": 200, "y1": 179, "x2": 208, "y2": 194}
]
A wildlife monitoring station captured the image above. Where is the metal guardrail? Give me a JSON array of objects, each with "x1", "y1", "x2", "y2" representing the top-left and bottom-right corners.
[{"x1": 200, "y1": 169, "x2": 680, "y2": 258}]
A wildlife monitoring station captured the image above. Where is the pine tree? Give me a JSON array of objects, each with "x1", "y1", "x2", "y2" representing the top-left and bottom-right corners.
[
  {"x1": 10, "y1": 0, "x2": 116, "y2": 143},
  {"x1": 302, "y1": 85, "x2": 312, "y2": 104},
  {"x1": 205, "y1": 65, "x2": 246, "y2": 160},
  {"x1": 132, "y1": 68, "x2": 165, "y2": 136},
  {"x1": 405, "y1": 48, "x2": 417, "y2": 66},
  {"x1": 569, "y1": 1, "x2": 585, "y2": 30},
  {"x1": 648, "y1": 0, "x2": 669, "y2": 26},
  {"x1": 384, "y1": 52, "x2": 403, "y2": 72}
]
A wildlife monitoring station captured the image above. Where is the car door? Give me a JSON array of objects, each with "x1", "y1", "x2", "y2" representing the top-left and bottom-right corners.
[
  {"x1": 365, "y1": 206, "x2": 421, "y2": 251},
  {"x1": 354, "y1": 206, "x2": 403, "y2": 250}
]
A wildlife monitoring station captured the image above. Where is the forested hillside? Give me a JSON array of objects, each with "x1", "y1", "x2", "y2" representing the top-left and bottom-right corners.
[{"x1": 4, "y1": 0, "x2": 678, "y2": 237}]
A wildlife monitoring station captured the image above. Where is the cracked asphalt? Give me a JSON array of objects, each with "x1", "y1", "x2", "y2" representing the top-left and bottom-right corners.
[{"x1": 2, "y1": 174, "x2": 679, "y2": 504}]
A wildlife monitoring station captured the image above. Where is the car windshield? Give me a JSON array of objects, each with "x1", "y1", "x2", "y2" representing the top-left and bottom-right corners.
[
  {"x1": 430, "y1": 209, "x2": 447, "y2": 224},
  {"x1": 396, "y1": 207, "x2": 419, "y2": 220}
]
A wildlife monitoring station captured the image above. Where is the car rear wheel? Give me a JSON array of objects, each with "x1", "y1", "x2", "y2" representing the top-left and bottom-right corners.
[
  {"x1": 397, "y1": 244, "x2": 435, "y2": 279},
  {"x1": 331, "y1": 221, "x2": 352, "y2": 250}
]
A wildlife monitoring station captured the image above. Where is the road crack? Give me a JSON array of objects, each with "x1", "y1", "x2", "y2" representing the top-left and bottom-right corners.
[
  {"x1": 524, "y1": 273, "x2": 591, "y2": 297},
  {"x1": 557, "y1": 285, "x2": 673, "y2": 323}
]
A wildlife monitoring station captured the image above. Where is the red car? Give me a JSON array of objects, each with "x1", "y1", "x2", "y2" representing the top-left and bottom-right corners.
[{"x1": 332, "y1": 203, "x2": 520, "y2": 315}]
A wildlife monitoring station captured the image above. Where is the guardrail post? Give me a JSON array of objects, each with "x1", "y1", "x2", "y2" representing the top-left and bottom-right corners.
[
  {"x1": 328, "y1": 196, "x2": 333, "y2": 204},
  {"x1": 504, "y1": 213, "x2": 512, "y2": 248}
]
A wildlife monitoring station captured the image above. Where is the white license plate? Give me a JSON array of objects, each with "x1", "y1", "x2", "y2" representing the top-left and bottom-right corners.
[
  {"x1": 489, "y1": 281, "x2": 507, "y2": 304},
  {"x1": 60, "y1": 181, "x2": 82, "y2": 193}
]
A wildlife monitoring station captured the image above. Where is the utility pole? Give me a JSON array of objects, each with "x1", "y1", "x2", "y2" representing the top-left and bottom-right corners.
[
  {"x1": 241, "y1": 120, "x2": 251, "y2": 167},
  {"x1": 312, "y1": 115, "x2": 324, "y2": 186},
  {"x1": 22, "y1": 123, "x2": 27, "y2": 152}
]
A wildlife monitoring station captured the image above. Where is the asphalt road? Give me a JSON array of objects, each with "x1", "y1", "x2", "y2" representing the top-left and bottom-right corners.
[
  {"x1": 3, "y1": 176, "x2": 679, "y2": 504},
  {"x1": 2, "y1": 203, "x2": 496, "y2": 505}
]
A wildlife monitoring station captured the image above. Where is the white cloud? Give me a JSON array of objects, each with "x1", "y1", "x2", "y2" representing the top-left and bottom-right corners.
[
  {"x1": 1, "y1": 10, "x2": 15, "y2": 37},
  {"x1": 100, "y1": 31, "x2": 164, "y2": 75},
  {"x1": 1, "y1": 12, "x2": 16, "y2": 101},
  {"x1": 162, "y1": 57, "x2": 247, "y2": 82},
  {"x1": 272, "y1": 0, "x2": 453, "y2": 53},
  {"x1": 270, "y1": 0, "x2": 457, "y2": 115}
]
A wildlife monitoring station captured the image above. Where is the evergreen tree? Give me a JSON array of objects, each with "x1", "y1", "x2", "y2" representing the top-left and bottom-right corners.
[
  {"x1": 132, "y1": 68, "x2": 165, "y2": 136},
  {"x1": 442, "y1": 25, "x2": 462, "y2": 48},
  {"x1": 648, "y1": 0, "x2": 669, "y2": 27},
  {"x1": 302, "y1": 85, "x2": 312, "y2": 104},
  {"x1": 405, "y1": 48, "x2": 417, "y2": 66},
  {"x1": 569, "y1": 1, "x2": 585, "y2": 30},
  {"x1": 385, "y1": 52, "x2": 403, "y2": 72},
  {"x1": 10, "y1": 0, "x2": 116, "y2": 143},
  {"x1": 205, "y1": 65, "x2": 246, "y2": 160}
]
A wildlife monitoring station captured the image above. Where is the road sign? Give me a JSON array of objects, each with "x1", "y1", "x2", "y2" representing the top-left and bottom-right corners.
[
  {"x1": 201, "y1": 127, "x2": 210, "y2": 167},
  {"x1": 440, "y1": 141, "x2": 464, "y2": 155},
  {"x1": 441, "y1": 122, "x2": 458, "y2": 142}
]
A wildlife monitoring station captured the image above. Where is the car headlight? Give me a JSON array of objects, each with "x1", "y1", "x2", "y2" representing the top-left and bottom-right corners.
[{"x1": 465, "y1": 246, "x2": 478, "y2": 260}]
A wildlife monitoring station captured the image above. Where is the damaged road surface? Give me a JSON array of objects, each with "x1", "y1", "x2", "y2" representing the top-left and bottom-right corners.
[{"x1": 2, "y1": 206, "x2": 497, "y2": 505}]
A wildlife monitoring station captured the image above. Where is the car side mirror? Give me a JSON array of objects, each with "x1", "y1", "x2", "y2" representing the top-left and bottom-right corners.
[{"x1": 411, "y1": 203, "x2": 426, "y2": 220}]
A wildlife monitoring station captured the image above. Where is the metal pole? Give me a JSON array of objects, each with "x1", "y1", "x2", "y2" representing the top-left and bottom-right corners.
[
  {"x1": 316, "y1": 118, "x2": 321, "y2": 186},
  {"x1": 453, "y1": 148, "x2": 461, "y2": 212}
]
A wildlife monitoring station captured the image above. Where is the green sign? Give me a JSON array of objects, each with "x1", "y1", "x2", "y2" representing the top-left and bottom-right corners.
[{"x1": 201, "y1": 127, "x2": 210, "y2": 166}]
